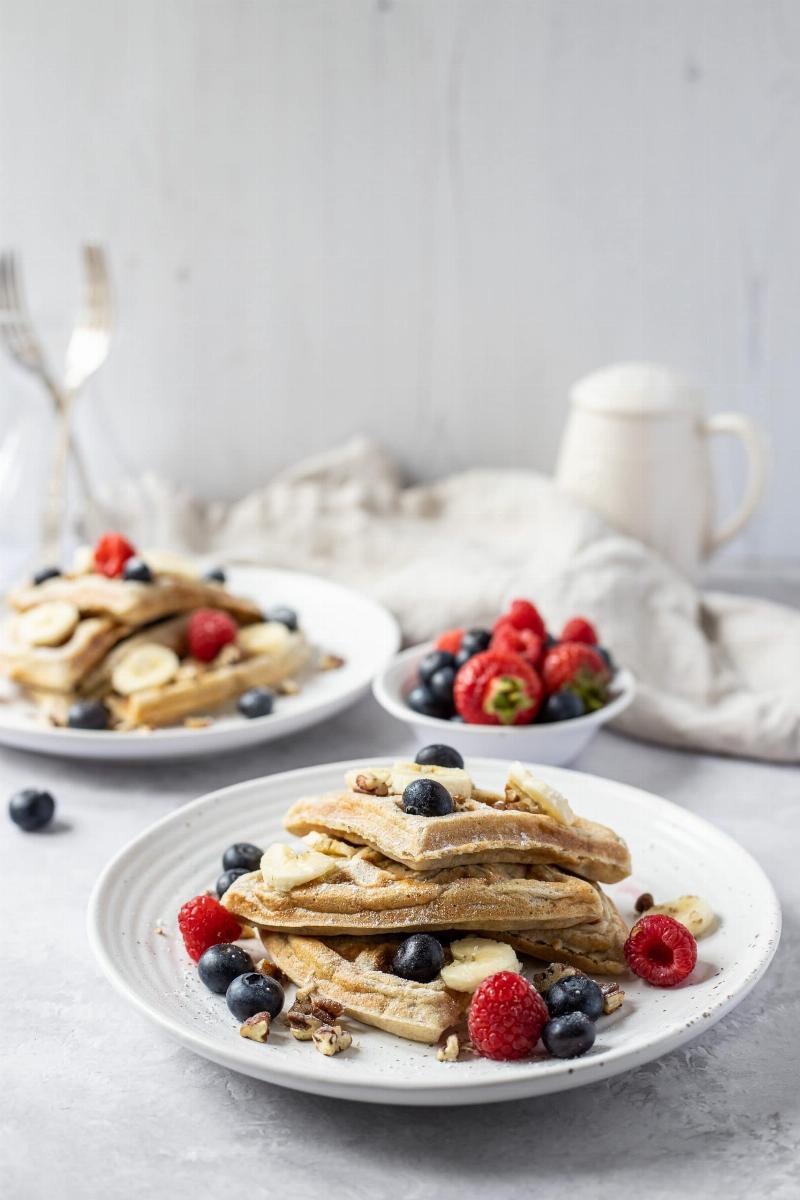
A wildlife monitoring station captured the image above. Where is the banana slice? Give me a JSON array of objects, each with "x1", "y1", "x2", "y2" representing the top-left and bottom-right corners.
[
  {"x1": 439, "y1": 937, "x2": 521, "y2": 992},
  {"x1": 237, "y1": 621, "x2": 293, "y2": 658},
  {"x1": 506, "y1": 762, "x2": 575, "y2": 825},
  {"x1": 643, "y1": 895, "x2": 716, "y2": 938},
  {"x1": 71, "y1": 544, "x2": 96, "y2": 575},
  {"x1": 18, "y1": 601, "x2": 80, "y2": 647},
  {"x1": 390, "y1": 762, "x2": 473, "y2": 799},
  {"x1": 141, "y1": 549, "x2": 199, "y2": 580},
  {"x1": 112, "y1": 643, "x2": 180, "y2": 695},
  {"x1": 302, "y1": 831, "x2": 358, "y2": 858},
  {"x1": 261, "y1": 843, "x2": 339, "y2": 891}
]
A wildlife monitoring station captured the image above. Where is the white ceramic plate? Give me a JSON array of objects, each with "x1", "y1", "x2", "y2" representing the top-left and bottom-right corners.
[
  {"x1": 88, "y1": 757, "x2": 780, "y2": 1106},
  {"x1": 373, "y1": 641, "x2": 636, "y2": 764},
  {"x1": 0, "y1": 567, "x2": 400, "y2": 760}
]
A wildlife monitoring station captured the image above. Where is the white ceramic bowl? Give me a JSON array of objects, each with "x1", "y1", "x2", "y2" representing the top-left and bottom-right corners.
[{"x1": 372, "y1": 641, "x2": 635, "y2": 764}]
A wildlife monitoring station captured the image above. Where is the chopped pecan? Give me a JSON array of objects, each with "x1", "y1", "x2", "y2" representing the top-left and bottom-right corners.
[
  {"x1": 239, "y1": 1012, "x2": 271, "y2": 1042},
  {"x1": 312, "y1": 1023, "x2": 352, "y2": 1056},
  {"x1": 255, "y1": 958, "x2": 286, "y2": 983},
  {"x1": 354, "y1": 772, "x2": 389, "y2": 797},
  {"x1": 436, "y1": 1033, "x2": 460, "y2": 1062},
  {"x1": 635, "y1": 892, "x2": 654, "y2": 914},
  {"x1": 530, "y1": 963, "x2": 579, "y2": 994},
  {"x1": 600, "y1": 981, "x2": 625, "y2": 1014},
  {"x1": 184, "y1": 715, "x2": 212, "y2": 729},
  {"x1": 285, "y1": 988, "x2": 344, "y2": 1039}
]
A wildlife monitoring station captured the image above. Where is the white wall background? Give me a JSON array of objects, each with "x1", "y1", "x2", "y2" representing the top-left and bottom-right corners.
[{"x1": 0, "y1": 0, "x2": 798, "y2": 557}]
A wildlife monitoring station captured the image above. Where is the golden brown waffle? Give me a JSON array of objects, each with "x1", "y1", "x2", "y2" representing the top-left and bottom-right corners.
[
  {"x1": 0, "y1": 615, "x2": 127, "y2": 692},
  {"x1": 222, "y1": 852, "x2": 604, "y2": 936},
  {"x1": 261, "y1": 933, "x2": 468, "y2": 1044},
  {"x1": 495, "y1": 889, "x2": 629, "y2": 975},
  {"x1": 284, "y1": 789, "x2": 631, "y2": 883}
]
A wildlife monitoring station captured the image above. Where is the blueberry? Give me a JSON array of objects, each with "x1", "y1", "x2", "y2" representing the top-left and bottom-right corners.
[
  {"x1": 419, "y1": 650, "x2": 455, "y2": 686},
  {"x1": 238, "y1": 687, "x2": 274, "y2": 719},
  {"x1": 546, "y1": 976, "x2": 604, "y2": 1021},
  {"x1": 406, "y1": 684, "x2": 451, "y2": 719},
  {"x1": 544, "y1": 633, "x2": 558, "y2": 649},
  {"x1": 596, "y1": 646, "x2": 616, "y2": 673},
  {"x1": 402, "y1": 778, "x2": 454, "y2": 817},
  {"x1": 414, "y1": 744, "x2": 465, "y2": 769},
  {"x1": 226, "y1": 972, "x2": 284, "y2": 1021},
  {"x1": 198, "y1": 943, "x2": 252, "y2": 994},
  {"x1": 264, "y1": 605, "x2": 298, "y2": 631},
  {"x1": 9, "y1": 788, "x2": 55, "y2": 832},
  {"x1": 460, "y1": 628, "x2": 491, "y2": 656},
  {"x1": 203, "y1": 566, "x2": 226, "y2": 584},
  {"x1": 428, "y1": 666, "x2": 456, "y2": 706},
  {"x1": 122, "y1": 557, "x2": 153, "y2": 583},
  {"x1": 454, "y1": 647, "x2": 475, "y2": 669},
  {"x1": 222, "y1": 842, "x2": 263, "y2": 871},
  {"x1": 32, "y1": 565, "x2": 61, "y2": 585},
  {"x1": 392, "y1": 934, "x2": 445, "y2": 983},
  {"x1": 216, "y1": 867, "x2": 249, "y2": 898},
  {"x1": 542, "y1": 1012, "x2": 596, "y2": 1058},
  {"x1": 540, "y1": 691, "x2": 586, "y2": 723},
  {"x1": 67, "y1": 699, "x2": 110, "y2": 730}
]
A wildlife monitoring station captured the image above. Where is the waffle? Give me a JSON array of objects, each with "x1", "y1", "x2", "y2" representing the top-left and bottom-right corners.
[
  {"x1": 284, "y1": 789, "x2": 631, "y2": 883},
  {"x1": 0, "y1": 615, "x2": 127, "y2": 692},
  {"x1": 77, "y1": 614, "x2": 191, "y2": 696},
  {"x1": 495, "y1": 889, "x2": 629, "y2": 975},
  {"x1": 222, "y1": 852, "x2": 604, "y2": 936},
  {"x1": 261, "y1": 933, "x2": 468, "y2": 1043}
]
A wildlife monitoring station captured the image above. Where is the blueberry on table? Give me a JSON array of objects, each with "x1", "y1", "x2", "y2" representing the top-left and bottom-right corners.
[
  {"x1": 238, "y1": 687, "x2": 274, "y2": 719},
  {"x1": 216, "y1": 867, "x2": 249, "y2": 898},
  {"x1": 392, "y1": 934, "x2": 445, "y2": 983},
  {"x1": 459, "y1": 629, "x2": 491, "y2": 656},
  {"x1": 546, "y1": 976, "x2": 604, "y2": 1021},
  {"x1": 540, "y1": 691, "x2": 586, "y2": 723},
  {"x1": 428, "y1": 666, "x2": 456, "y2": 706},
  {"x1": 226, "y1": 972, "x2": 284, "y2": 1021},
  {"x1": 122, "y1": 557, "x2": 154, "y2": 583},
  {"x1": 32, "y1": 566, "x2": 61, "y2": 585},
  {"x1": 67, "y1": 700, "x2": 110, "y2": 731},
  {"x1": 264, "y1": 605, "x2": 298, "y2": 631},
  {"x1": 198, "y1": 943, "x2": 253, "y2": 994},
  {"x1": 542, "y1": 1011, "x2": 596, "y2": 1058},
  {"x1": 406, "y1": 685, "x2": 451, "y2": 720},
  {"x1": 419, "y1": 649, "x2": 456, "y2": 686},
  {"x1": 402, "y1": 778, "x2": 454, "y2": 817},
  {"x1": 203, "y1": 566, "x2": 226, "y2": 584},
  {"x1": 9, "y1": 788, "x2": 55, "y2": 832},
  {"x1": 222, "y1": 842, "x2": 263, "y2": 872},
  {"x1": 414, "y1": 744, "x2": 465, "y2": 769}
]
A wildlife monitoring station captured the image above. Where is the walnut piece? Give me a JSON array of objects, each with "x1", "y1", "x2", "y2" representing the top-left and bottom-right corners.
[
  {"x1": 312, "y1": 1023, "x2": 352, "y2": 1056},
  {"x1": 437, "y1": 1033, "x2": 460, "y2": 1062},
  {"x1": 239, "y1": 1012, "x2": 271, "y2": 1042}
]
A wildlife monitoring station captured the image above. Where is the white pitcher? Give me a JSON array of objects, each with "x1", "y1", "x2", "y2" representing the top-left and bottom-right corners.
[{"x1": 555, "y1": 363, "x2": 767, "y2": 577}]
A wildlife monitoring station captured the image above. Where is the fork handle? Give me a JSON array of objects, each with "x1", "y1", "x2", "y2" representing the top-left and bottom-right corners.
[{"x1": 41, "y1": 394, "x2": 74, "y2": 562}]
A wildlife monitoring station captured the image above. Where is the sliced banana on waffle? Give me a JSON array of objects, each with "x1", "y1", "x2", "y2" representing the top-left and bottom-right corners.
[
  {"x1": 642, "y1": 895, "x2": 716, "y2": 938},
  {"x1": 345, "y1": 762, "x2": 473, "y2": 801},
  {"x1": 112, "y1": 643, "x2": 180, "y2": 695},
  {"x1": 140, "y1": 549, "x2": 199, "y2": 580},
  {"x1": 237, "y1": 621, "x2": 294, "y2": 658},
  {"x1": 261, "y1": 843, "x2": 340, "y2": 891},
  {"x1": 440, "y1": 937, "x2": 521, "y2": 992},
  {"x1": 18, "y1": 600, "x2": 80, "y2": 647},
  {"x1": 506, "y1": 762, "x2": 575, "y2": 825}
]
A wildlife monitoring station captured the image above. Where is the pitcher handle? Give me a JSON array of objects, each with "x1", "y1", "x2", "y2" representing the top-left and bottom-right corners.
[{"x1": 702, "y1": 413, "x2": 767, "y2": 552}]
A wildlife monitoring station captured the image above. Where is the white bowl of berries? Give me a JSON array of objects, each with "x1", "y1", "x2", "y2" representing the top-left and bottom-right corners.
[{"x1": 372, "y1": 600, "x2": 635, "y2": 765}]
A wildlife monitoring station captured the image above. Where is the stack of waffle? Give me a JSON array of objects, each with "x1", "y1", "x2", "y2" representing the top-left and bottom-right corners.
[
  {"x1": 0, "y1": 556, "x2": 310, "y2": 729},
  {"x1": 222, "y1": 761, "x2": 632, "y2": 1045}
]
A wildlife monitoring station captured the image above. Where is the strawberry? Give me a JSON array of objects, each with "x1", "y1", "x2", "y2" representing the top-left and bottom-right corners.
[
  {"x1": 493, "y1": 599, "x2": 546, "y2": 639},
  {"x1": 93, "y1": 532, "x2": 136, "y2": 579},
  {"x1": 490, "y1": 620, "x2": 544, "y2": 669},
  {"x1": 454, "y1": 650, "x2": 543, "y2": 725},
  {"x1": 560, "y1": 616, "x2": 598, "y2": 645},
  {"x1": 468, "y1": 972, "x2": 549, "y2": 1060},
  {"x1": 178, "y1": 894, "x2": 242, "y2": 962},
  {"x1": 187, "y1": 608, "x2": 238, "y2": 662},
  {"x1": 541, "y1": 642, "x2": 609, "y2": 710},
  {"x1": 624, "y1": 914, "x2": 697, "y2": 987},
  {"x1": 434, "y1": 628, "x2": 464, "y2": 655}
]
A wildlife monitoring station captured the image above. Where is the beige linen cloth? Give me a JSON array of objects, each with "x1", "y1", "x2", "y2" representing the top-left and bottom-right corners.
[{"x1": 89, "y1": 437, "x2": 800, "y2": 762}]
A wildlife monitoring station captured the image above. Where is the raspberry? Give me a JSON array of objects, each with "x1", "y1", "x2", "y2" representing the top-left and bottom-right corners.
[
  {"x1": 491, "y1": 620, "x2": 544, "y2": 668},
  {"x1": 468, "y1": 971, "x2": 549, "y2": 1060},
  {"x1": 434, "y1": 628, "x2": 464, "y2": 655},
  {"x1": 187, "y1": 608, "x2": 238, "y2": 662},
  {"x1": 503, "y1": 599, "x2": 546, "y2": 639},
  {"x1": 624, "y1": 914, "x2": 697, "y2": 987},
  {"x1": 93, "y1": 532, "x2": 136, "y2": 578},
  {"x1": 178, "y1": 894, "x2": 242, "y2": 962},
  {"x1": 560, "y1": 616, "x2": 598, "y2": 645}
]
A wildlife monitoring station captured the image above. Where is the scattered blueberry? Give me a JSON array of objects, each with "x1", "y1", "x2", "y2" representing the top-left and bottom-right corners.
[
  {"x1": 198, "y1": 943, "x2": 253, "y2": 994},
  {"x1": 122, "y1": 557, "x2": 153, "y2": 583},
  {"x1": 402, "y1": 778, "x2": 454, "y2": 817},
  {"x1": 67, "y1": 699, "x2": 110, "y2": 730},
  {"x1": 9, "y1": 788, "x2": 55, "y2": 832},
  {"x1": 419, "y1": 650, "x2": 455, "y2": 686},
  {"x1": 222, "y1": 842, "x2": 263, "y2": 872},
  {"x1": 392, "y1": 934, "x2": 445, "y2": 983},
  {"x1": 238, "y1": 687, "x2": 274, "y2": 719},
  {"x1": 216, "y1": 867, "x2": 249, "y2": 898},
  {"x1": 32, "y1": 565, "x2": 61, "y2": 586},
  {"x1": 542, "y1": 1011, "x2": 596, "y2": 1058},
  {"x1": 264, "y1": 605, "x2": 298, "y2": 631},
  {"x1": 459, "y1": 628, "x2": 491, "y2": 656},
  {"x1": 428, "y1": 665, "x2": 456, "y2": 707},
  {"x1": 203, "y1": 566, "x2": 226, "y2": 584},
  {"x1": 546, "y1": 976, "x2": 604, "y2": 1021},
  {"x1": 407, "y1": 684, "x2": 451, "y2": 719},
  {"x1": 539, "y1": 691, "x2": 586, "y2": 723},
  {"x1": 226, "y1": 972, "x2": 285, "y2": 1021},
  {"x1": 596, "y1": 646, "x2": 616, "y2": 673},
  {"x1": 414, "y1": 744, "x2": 465, "y2": 769}
]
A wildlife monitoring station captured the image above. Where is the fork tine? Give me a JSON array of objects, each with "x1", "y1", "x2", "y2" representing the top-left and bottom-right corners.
[{"x1": 82, "y1": 244, "x2": 112, "y2": 331}]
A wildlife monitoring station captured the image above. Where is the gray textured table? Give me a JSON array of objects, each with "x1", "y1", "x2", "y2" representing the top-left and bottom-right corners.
[{"x1": 2, "y1": 693, "x2": 798, "y2": 1200}]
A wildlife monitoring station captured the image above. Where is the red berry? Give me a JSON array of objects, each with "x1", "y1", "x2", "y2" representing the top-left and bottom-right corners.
[
  {"x1": 93, "y1": 532, "x2": 136, "y2": 579},
  {"x1": 178, "y1": 894, "x2": 242, "y2": 962},
  {"x1": 503, "y1": 599, "x2": 546, "y2": 638},
  {"x1": 187, "y1": 608, "x2": 238, "y2": 662},
  {"x1": 454, "y1": 650, "x2": 543, "y2": 725},
  {"x1": 541, "y1": 642, "x2": 610, "y2": 710},
  {"x1": 560, "y1": 616, "x2": 598, "y2": 645},
  {"x1": 435, "y1": 628, "x2": 464, "y2": 655},
  {"x1": 624, "y1": 914, "x2": 697, "y2": 987},
  {"x1": 491, "y1": 620, "x2": 544, "y2": 668},
  {"x1": 468, "y1": 971, "x2": 549, "y2": 1060}
]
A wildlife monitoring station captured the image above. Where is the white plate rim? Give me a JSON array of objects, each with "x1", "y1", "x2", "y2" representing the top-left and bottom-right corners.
[{"x1": 87, "y1": 757, "x2": 782, "y2": 1105}]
